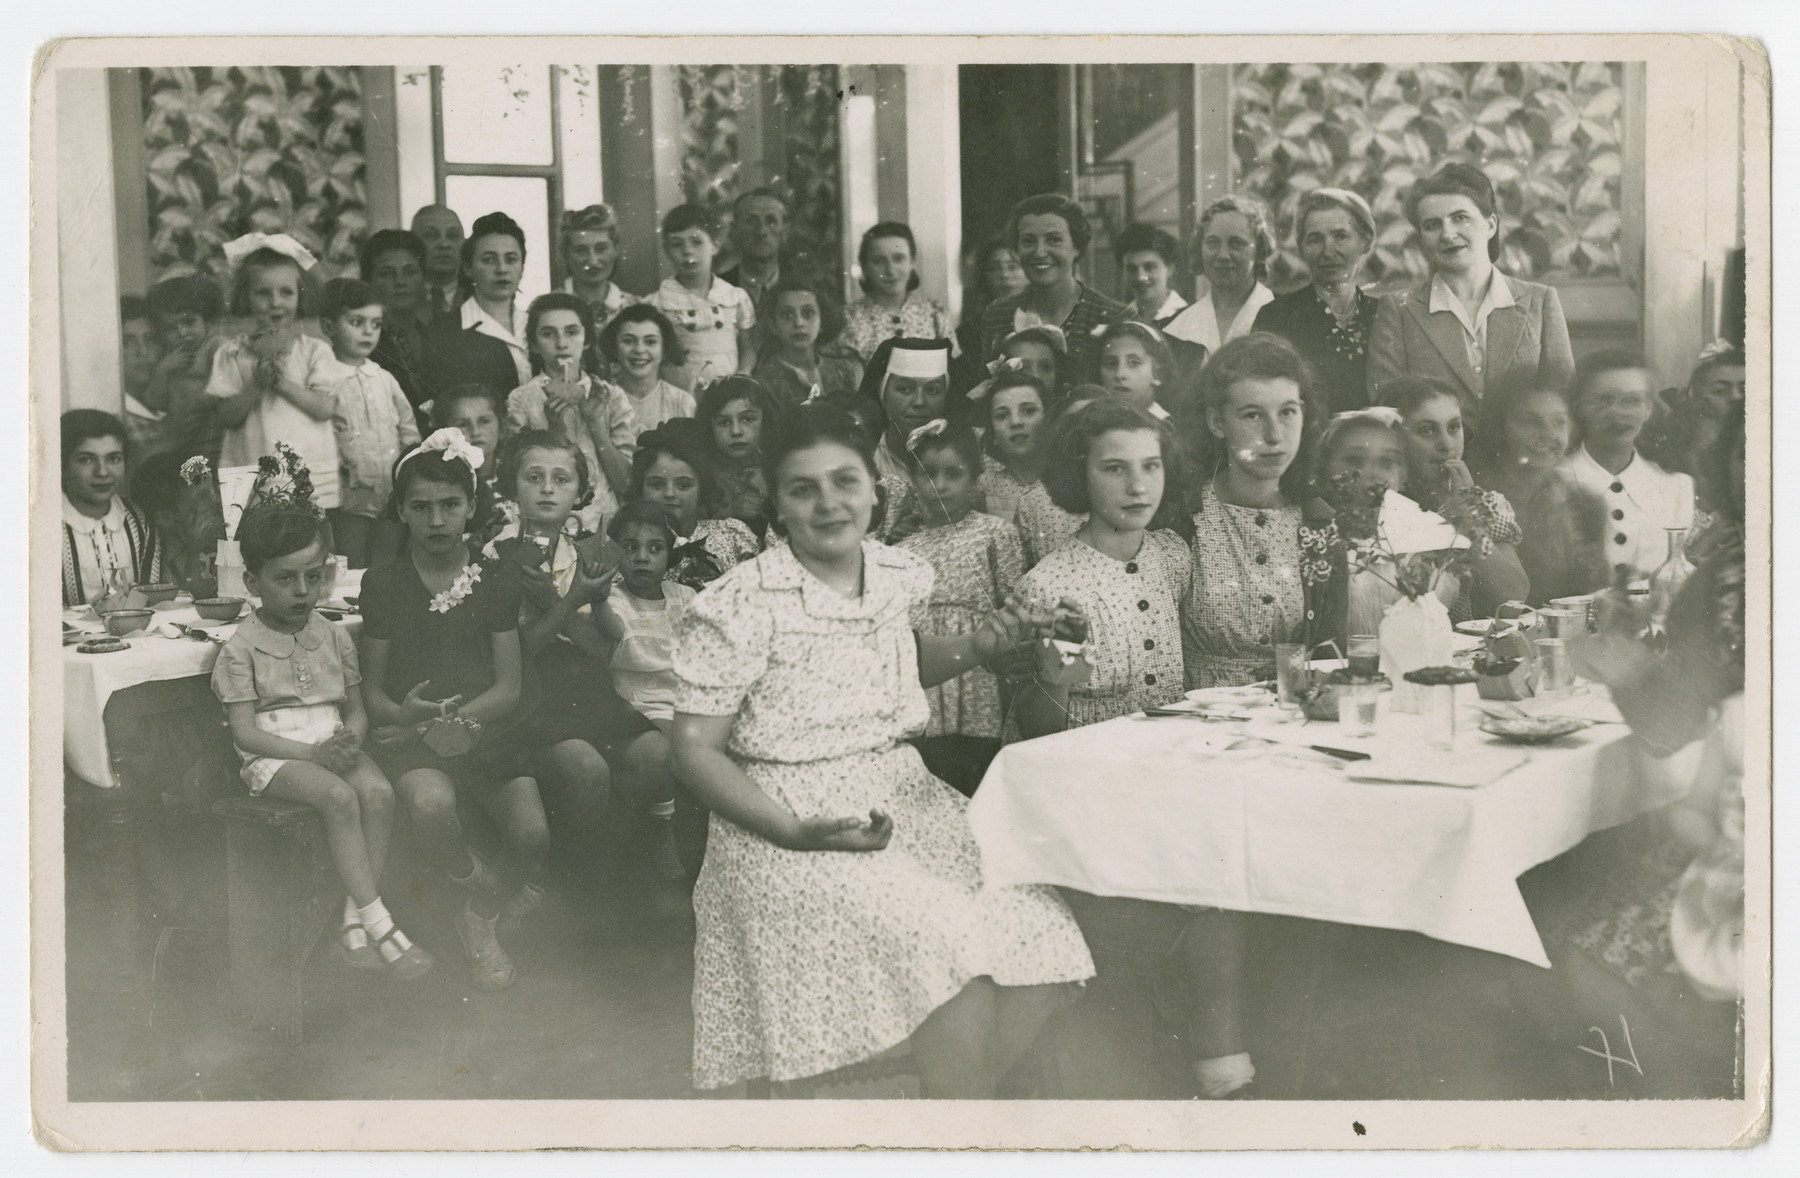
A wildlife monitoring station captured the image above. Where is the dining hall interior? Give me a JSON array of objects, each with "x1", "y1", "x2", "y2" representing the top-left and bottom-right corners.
[{"x1": 45, "y1": 49, "x2": 1758, "y2": 1106}]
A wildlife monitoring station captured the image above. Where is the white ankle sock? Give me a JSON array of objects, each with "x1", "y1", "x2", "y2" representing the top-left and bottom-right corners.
[
  {"x1": 356, "y1": 897, "x2": 396, "y2": 942},
  {"x1": 648, "y1": 799, "x2": 675, "y2": 819},
  {"x1": 1194, "y1": 1052, "x2": 1255, "y2": 1099}
]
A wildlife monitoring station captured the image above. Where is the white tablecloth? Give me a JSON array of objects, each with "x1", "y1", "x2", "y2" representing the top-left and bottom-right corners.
[
  {"x1": 966, "y1": 686, "x2": 1702, "y2": 966},
  {"x1": 63, "y1": 577, "x2": 363, "y2": 789}
]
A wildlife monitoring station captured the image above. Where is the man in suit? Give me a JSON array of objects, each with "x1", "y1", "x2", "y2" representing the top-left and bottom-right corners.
[
  {"x1": 410, "y1": 204, "x2": 466, "y2": 320},
  {"x1": 1366, "y1": 162, "x2": 1574, "y2": 416},
  {"x1": 719, "y1": 188, "x2": 789, "y2": 310}
]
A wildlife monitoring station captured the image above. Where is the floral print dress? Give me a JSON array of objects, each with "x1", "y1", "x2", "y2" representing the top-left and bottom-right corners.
[
  {"x1": 1182, "y1": 485, "x2": 1307, "y2": 688},
  {"x1": 674, "y1": 539, "x2": 1094, "y2": 1087},
  {"x1": 1014, "y1": 480, "x2": 1086, "y2": 570},
  {"x1": 842, "y1": 292, "x2": 953, "y2": 361},
  {"x1": 898, "y1": 512, "x2": 1024, "y2": 739},
  {"x1": 1015, "y1": 529, "x2": 1191, "y2": 730}
]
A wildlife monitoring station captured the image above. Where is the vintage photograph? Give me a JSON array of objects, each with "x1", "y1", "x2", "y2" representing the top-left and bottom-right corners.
[{"x1": 29, "y1": 33, "x2": 1769, "y2": 1151}]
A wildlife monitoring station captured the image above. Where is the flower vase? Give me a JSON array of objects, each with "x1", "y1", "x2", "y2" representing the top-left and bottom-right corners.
[
  {"x1": 1379, "y1": 593, "x2": 1453, "y2": 713},
  {"x1": 216, "y1": 539, "x2": 248, "y2": 601}
]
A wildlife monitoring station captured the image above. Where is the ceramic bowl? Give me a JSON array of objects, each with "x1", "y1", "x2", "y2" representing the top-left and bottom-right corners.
[
  {"x1": 134, "y1": 582, "x2": 180, "y2": 605},
  {"x1": 103, "y1": 609, "x2": 155, "y2": 636},
  {"x1": 193, "y1": 596, "x2": 246, "y2": 622}
]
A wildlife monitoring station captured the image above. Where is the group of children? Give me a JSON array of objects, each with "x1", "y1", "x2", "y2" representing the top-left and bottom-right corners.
[{"x1": 77, "y1": 184, "x2": 1745, "y2": 1095}]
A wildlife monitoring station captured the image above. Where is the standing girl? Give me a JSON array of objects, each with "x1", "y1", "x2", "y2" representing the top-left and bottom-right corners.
[
  {"x1": 215, "y1": 500, "x2": 431, "y2": 979},
  {"x1": 207, "y1": 244, "x2": 341, "y2": 511},
  {"x1": 359, "y1": 430, "x2": 546, "y2": 992},
  {"x1": 505, "y1": 292, "x2": 637, "y2": 532},
  {"x1": 752, "y1": 275, "x2": 866, "y2": 412},
  {"x1": 897, "y1": 420, "x2": 1024, "y2": 797},
  {"x1": 671, "y1": 403, "x2": 1093, "y2": 1094},
  {"x1": 598, "y1": 305, "x2": 696, "y2": 436},
  {"x1": 696, "y1": 376, "x2": 784, "y2": 540},
  {"x1": 843, "y1": 222, "x2": 954, "y2": 362},
  {"x1": 628, "y1": 423, "x2": 761, "y2": 590}
]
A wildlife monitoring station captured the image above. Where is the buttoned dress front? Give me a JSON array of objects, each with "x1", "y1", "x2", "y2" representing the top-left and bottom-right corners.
[
  {"x1": 1015, "y1": 529, "x2": 1191, "y2": 730},
  {"x1": 674, "y1": 539, "x2": 1094, "y2": 1088}
]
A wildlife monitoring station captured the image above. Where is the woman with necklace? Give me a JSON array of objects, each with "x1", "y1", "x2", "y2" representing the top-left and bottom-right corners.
[
  {"x1": 1252, "y1": 188, "x2": 1380, "y2": 414},
  {"x1": 1180, "y1": 334, "x2": 1320, "y2": 689},
  {"x1": 1164, "y1": 196, "x2": 1278, "y2": 355}
]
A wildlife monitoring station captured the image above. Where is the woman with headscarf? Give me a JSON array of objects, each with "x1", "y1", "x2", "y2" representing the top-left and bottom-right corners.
[{"x1": 1252, "y1": 187, "x2": 1381, "y2": 414}]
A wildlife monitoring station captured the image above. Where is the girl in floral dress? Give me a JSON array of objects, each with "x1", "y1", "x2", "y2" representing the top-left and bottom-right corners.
[
  {"x1": 972, "y1": 370, "x2": 1055, "y2": 526},
  {"x1": 1010, "y1": 397, "x2": 1255, "y2": 1100},
  {"x1": 628, "y1": 422, "x2": 761, "y2": 591},
  {"x1": 897, "y1": 420, "x2": 1025, "y2": 796},
  {"x1": 671, "y1": 404, "x2": 1093, "y2": 1094},
  {"x1": 842, "y1": 222, "x2": 953, "y2": 361},
  {"x1": 1179, "y1": 334, "x2": 1318, "y2": 688}
]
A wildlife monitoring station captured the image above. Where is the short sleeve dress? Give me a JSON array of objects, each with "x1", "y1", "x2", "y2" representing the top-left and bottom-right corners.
[
  {"x1": 1015, "y1": 529, "x2": 1191, "y2": 729},
  {"x1": 898, "y1": 511, "x2": 1025, "y2": 739},
  {"x1": 673, "y1": 539, "x2": 1094, "y2": 1088},
  {"x1": 1014, "y1": 481, "x2": 1087, "y2": 571},
  {"x1": 358, "y1": 554, "x2": 536, "y2": 786},
  {"x1": 841, "y1": 293, "x2": 953, "y2": 362}
]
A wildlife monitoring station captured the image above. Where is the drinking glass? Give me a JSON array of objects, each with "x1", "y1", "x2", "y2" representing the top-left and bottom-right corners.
[
  {"x1": 1341, "y1": 681, "x2": 1381, "y2": 738},
  {"x1": 1274, "y1": 643, "x2": 1308, "y2": 711},
  {"x1": 1536, "y1": 638, "x2": 1572, "y2": 693},
  {"x1": 1423, "y1": 683, "x2": 1458, "y2": 750},
  {"x1": 1541, "y1": 608, "x2": 1585, "y2": 640},
  {"x1": 1347, "y1": 634, "x2": 1380, "y2": 677}
]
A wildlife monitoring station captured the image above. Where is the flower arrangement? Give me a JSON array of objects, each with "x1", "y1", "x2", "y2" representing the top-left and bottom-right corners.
[
  {"x1": 178, "y1": 454, "x2": 212, "y2": 486},
  {"x1": 1318, "y1": 472, "x2": 1496, "y2": 602},
  {"x1": 247, "y1": 441, "x2": 321, "y2": 519}
]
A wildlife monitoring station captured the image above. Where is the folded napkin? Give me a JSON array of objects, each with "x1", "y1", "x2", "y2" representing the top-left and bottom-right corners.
[
  {"x1": 1515, "y1": 688, "x2": 1626, "y2": 725},
  {"x1": 1348, "y1": 744, "x2": 1527, "y2": 788}
]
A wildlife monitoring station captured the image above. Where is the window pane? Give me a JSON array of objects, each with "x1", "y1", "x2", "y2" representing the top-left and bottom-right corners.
[
  {"x1": 1077, "y1": 64, "x2": 1188, "y2": 301},
  {"x1": 444, "y1": 174, "x2": 552, "y2": 301},
  {"x1": 1231, "y1": 61, "x2": 1628, "y2": 290},
  {"x1": 441, "y1": 63, "x2": 553, "y2": 166}
]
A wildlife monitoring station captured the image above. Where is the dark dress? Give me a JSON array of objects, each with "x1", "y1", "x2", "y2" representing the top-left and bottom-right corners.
[
  {"x1": 1252, "y1": 284, "x2": 1378, "y2": 414},
  {"x1": 358, "y1": 554, "x2": 536, "y2": 788}
]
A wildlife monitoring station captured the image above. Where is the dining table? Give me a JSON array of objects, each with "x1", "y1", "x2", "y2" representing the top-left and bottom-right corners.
[
  {"x1": 62, "y1": 573, "x2": 364, "y2": 790},
  {"x1": 966, "y1": 677, "x2": 1703, "y2": 968}
]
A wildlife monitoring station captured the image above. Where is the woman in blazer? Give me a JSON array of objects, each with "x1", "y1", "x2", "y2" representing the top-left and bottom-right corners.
[{"x1": 1367, "y1": 163, "x2": 1574, "y2": 419}]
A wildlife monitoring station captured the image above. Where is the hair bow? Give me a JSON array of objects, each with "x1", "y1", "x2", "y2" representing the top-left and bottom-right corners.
[
  {"x1": 906, "y1": 419, "x2": 950, "y2": 453},
  {"x1": 1006, "y1": 318, "x2": 1068, "y2": 354},
  {"x1": 1696, "y1": 338, "x2": 1738, "y2": 363},
  {"x1": 400, "y1": 427, "x2": 485, "y2": 474},
  {"x1": 986, "y1": 355, "x2": 1026, "y2": 379},
  {"x1": 1330, "y1": 406, "x2": 1404, "y2": 428},
  {"x1": 804, "y1": 382, "x2": 824, "y2": 405},
  {"x1": 221, "y1": 232, "x2": 318, "y2": 274}
]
